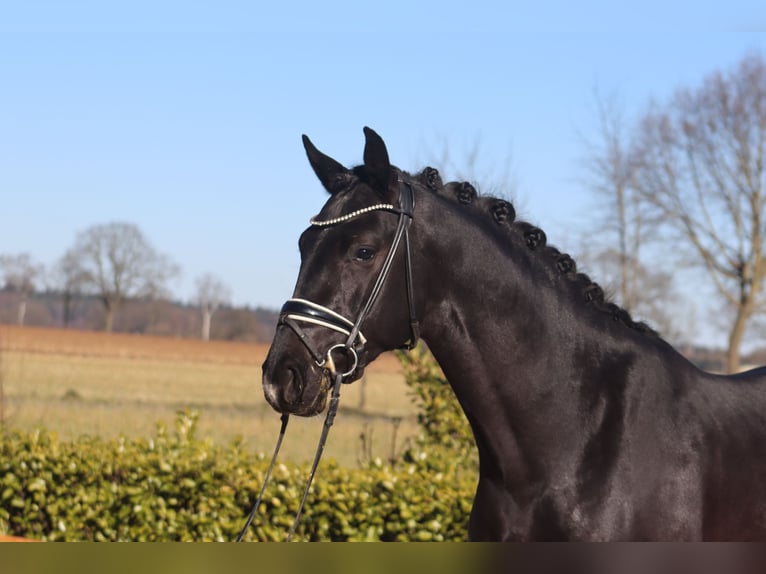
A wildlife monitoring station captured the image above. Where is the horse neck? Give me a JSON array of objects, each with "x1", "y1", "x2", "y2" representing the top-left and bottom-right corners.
[{"x1": 411, "y1": 193, "x2": 649, "y2": 493}]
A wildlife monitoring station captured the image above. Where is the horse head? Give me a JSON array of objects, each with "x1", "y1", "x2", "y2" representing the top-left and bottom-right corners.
[{"x1": 262, "y1": 127, "x2": 419, "y2": 416}]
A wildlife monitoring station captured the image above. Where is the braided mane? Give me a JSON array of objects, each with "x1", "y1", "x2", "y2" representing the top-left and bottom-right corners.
[{"x1": 411, "y1": 167, "x2": 657, "y2": 337}]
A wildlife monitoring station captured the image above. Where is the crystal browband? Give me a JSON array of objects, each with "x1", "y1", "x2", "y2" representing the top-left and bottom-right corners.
[{"x1": 309, "y1": 204, "x2": 398, "y2": 227}]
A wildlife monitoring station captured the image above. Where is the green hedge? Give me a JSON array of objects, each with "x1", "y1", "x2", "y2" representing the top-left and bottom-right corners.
[
  {"x1": 398, "y1": 346, "x2": 478, "y2": 476},
  {"x1": 0, "y1": 411, "x2": 475, "y2": 542},
  {"x1": 1, "y1": 348, "x2": 478, "y2": 541}
]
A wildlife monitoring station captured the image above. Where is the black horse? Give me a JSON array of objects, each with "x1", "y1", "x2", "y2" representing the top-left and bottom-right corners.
[{"x1": 262, "y1": 127, "x2": 766, "y2": 541}]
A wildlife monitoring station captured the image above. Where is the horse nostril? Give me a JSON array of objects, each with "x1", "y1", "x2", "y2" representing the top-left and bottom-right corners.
[
  {"x1": 278, "y1": 366, "x2": 293, "y2": 386},
  {"x1": 264, "y1": 361, "x2": 304, "y2": 407},
  {"x1": 281, "y1": 366, "x2": 303, "y2": 405}
]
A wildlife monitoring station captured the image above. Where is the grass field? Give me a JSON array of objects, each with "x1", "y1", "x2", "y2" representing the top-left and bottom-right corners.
[{"x1": 0, "y1": 324, "x2": 418, "y2": 467}]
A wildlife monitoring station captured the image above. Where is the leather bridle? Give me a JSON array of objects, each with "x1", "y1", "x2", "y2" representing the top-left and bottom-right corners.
[
  {"x1": 277, "y1": 178, "x2": 419, "y2": 380},
  {"x1": 236, "y1": 179, "x2": 419, "y2": 542}
]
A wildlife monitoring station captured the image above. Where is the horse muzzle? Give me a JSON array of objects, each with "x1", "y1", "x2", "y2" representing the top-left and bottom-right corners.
[{"x1": 262, "y1": 354, "x2": 330, "y2": 416}]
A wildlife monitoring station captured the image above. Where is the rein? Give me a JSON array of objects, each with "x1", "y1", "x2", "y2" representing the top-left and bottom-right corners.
[
  {"x1": 236, "y1": 180, "x2": 417, "y2": 542},
  {"x1": 235, "y1": 370, "x2": 343, "y2": 542}
]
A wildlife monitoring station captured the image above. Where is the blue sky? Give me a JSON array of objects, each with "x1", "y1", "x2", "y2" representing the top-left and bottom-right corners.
[{"x1": 1, "y1": 2, "x2": 765, "y2": 343}]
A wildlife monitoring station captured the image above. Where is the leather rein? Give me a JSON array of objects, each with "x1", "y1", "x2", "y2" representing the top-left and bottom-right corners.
[{"x1": 236, "y1": 180, "x2": 418, "y2": 541}]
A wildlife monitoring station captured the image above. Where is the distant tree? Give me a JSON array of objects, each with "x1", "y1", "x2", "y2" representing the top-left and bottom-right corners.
[
  {"x1": 62, "y1": 222, "x2": 179, "y2": 332},
  {"x1": 53, "y1": 250, "x2": 90, "y2": 327},
  {"x1": 419, "y1": 133, "x2": 517, "y2": 197},
  {"x1": 632, "y1": 54, "x2": 766, "y2": 372},
  {"x1": 579, "y1": 91, "x2": 648, "y2": 310},
  {"x1": 0, "y1": 253, "x2": 45, "y2": 326},
  {"x1": 194, "y1": 273, "x2": 231, "y2": 340},
  {"x1": 214, "y1": 307, "x2": 261, "y2": 342},
  {"x1": 577, "y1": 91, "x2": 681, "y2": 338},
  {"x1": 578, "y1": 246, "x2": 681, "y2": 340}
]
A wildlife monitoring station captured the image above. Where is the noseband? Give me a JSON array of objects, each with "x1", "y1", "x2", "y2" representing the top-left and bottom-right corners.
[
  {"x1": 278, "y1": 178, "x2": 420, "y2": 379},
  {"x1": 237, "y1": 180, "x2": 418, "y2": 542}
]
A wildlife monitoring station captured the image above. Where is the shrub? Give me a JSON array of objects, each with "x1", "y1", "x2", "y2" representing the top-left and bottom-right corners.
[
  {"x1": 0, "y1": 408, "x2": 475, "y2": 541},
  {"x1": 398, "y1": 345, "x2": 478, "y2": 478},
  {"x1": 0, "y1": 346, "x2": 478, "y2": 541}
]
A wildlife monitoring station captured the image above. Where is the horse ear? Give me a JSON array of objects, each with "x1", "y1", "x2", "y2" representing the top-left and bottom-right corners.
[
  {"x1": 302, "y1": 134, "x2": 350, "y2": 194},
  {"x1": 362, "y1": 126, "x2": 397, "y2": 200}
]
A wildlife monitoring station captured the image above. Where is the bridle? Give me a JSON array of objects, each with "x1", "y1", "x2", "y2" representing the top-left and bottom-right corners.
[
  {"x1": 279, "y1": 178, "x2": 419, "y2": 375},
  {"x1": 236, "y1": 179, "x2": 418, "y2": 541}
]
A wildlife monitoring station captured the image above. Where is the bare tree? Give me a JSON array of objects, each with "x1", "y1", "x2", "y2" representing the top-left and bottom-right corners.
[
  {"x1": 62, "y1": 222, "x2": 179, "y2": 332},
  {"x1": 632, "y1": 54, "x2": 766, "y2": 372},
  {"x1": 576, "y1": 91, "x2": 685, "y2": 340},
  {"x1": 53, "y1": 250, "x2": 90, "y2": 327},
  {"x1": 578, "y1": 246, "x2": 681, "y2": 340},
  {"x1": 419, "y1": 133, "x2": 517, "y2": 198},
  {"x1": 194, "y1": 273, "x2": 231, "y2": 340},
  {"x1": 579, "y1": 91, "x2": 649, "y2": 310},
  {"x1": 0, "y1": 253, "x2": 45, "y2": 326}
]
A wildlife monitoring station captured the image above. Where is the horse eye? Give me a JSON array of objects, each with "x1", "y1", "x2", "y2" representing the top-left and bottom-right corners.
[{"x1": 354, "y1": 247, "x2": 376, "y2": 261}]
